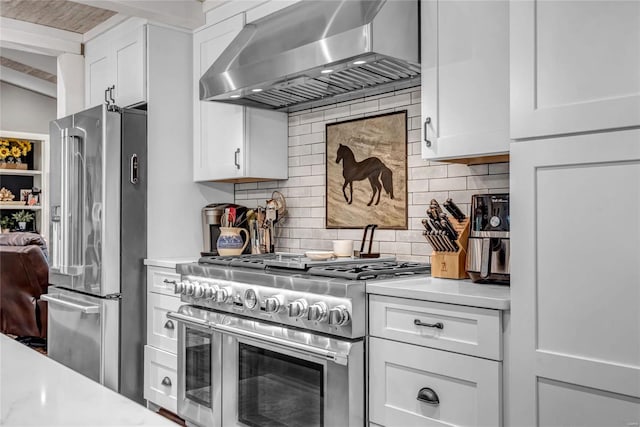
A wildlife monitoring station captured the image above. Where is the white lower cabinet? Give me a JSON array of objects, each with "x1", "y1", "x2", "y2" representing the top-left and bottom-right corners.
[
  {"x1": 370, "y1": 337, "x2": 501, "y2": 427},
  {"x1": 144, "y1": 346, "x2": 178, "y2": 413},
  {"x1": 144, "y1": 264, "x2": 182, "y2": 414},
  {"x1": 369, "y1": 295, "x2": 505, "y2": 427}
]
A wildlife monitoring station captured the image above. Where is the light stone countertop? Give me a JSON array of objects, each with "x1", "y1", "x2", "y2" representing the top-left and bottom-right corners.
[
  {"x1": 144, "y1": 257, "x2": 198, "y2": 269},
  {"x1": 367, "y1": 276, "x2": 511, "y2": 310},
  {"x1": 0, "y1": 334, "x2": 174, "y2": 426}
]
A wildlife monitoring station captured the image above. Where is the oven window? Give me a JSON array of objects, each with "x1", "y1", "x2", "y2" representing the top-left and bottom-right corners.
[
  {"x1": 185, "y1": 327, "x2": 212, "y2": 408},
  {"x1": 238, "y1": 343, "x2": 324, "y2": 427}
]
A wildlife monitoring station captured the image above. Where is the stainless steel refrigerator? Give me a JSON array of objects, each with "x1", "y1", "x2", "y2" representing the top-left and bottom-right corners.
[{"x1": 43, "y1": 104, "x2": 147, "y2": 403}]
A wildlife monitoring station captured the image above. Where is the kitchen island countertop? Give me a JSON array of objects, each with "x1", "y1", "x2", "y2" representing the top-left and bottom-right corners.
[
  {"x1": 0, "y1": 334, "x2": 174, "y2": 426},
  {"x1": 367, "y1": 276, "x2": 511, "y2": 310}
]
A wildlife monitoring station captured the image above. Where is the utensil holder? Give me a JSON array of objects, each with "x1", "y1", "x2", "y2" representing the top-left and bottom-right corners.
[{"x1": 429, "y1": 218, "x2": 470, "y2": 279}]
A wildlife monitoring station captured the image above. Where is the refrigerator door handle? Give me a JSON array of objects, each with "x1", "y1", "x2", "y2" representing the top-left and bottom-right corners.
[
  {"x1": 129, "y1": 153, "x2": 138, "y2": 184},
  {"x1": 42, "y1": 294, "x2": 100, "y2": 314},
  {"x1": 59, "y1": 128, "x2": 86, "y2": 276}
]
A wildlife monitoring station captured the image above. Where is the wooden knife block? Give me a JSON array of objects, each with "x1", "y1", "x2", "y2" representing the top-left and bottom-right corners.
[{"x1": 430, "y1": 218, "x2": 470, "y2": 279}]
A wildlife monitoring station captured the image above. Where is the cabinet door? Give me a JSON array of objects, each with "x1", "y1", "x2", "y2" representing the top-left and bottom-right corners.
[
  {"x1": 511, "y1": 0, "x2": 640, "y2": 139},
  {"x1": 421, "y1": 0, "x2": 510, "y2": 161},
  {"x1": 113, "y1": 25, "x2": 146, "y2": 107},
  {"x1": 369, "y1": 337, "x2": 502, "y2": 426},
  {"x1": 510, "y1": 129, "x2": 640, "y2": 425},
  {"x1": 193, "y1": 15, "x2": 245, "y2": 182},
  {"x1": 85, "y1": 42, "x2": 112, "y2": 108}
]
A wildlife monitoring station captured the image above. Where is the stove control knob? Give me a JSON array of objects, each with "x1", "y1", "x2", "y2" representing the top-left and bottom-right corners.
[
  {"x1": 328, "y1": 306, "x2": 351, "y2": 327},
  {"x1": 208, "y1": 285, "x2": 220, "y2": 301},
  {"x1": 184, "y1": 282, "x2": 194, "y2": 296},
  {"x1": 287, "y1": 299, "x2": 308, "y2": 318},
  {"x1": 193, "y1": 284, "x2": 204, "y2": 299},
  {"x1": 203, "y1": 286, "x2": 215, "y2": 300},
  {"x1": 307, "y1": 302, "x2": 328, "y2": 322},
  {"x1": 216, "y1": 287, "x2": 232, "y2": 303},
  {"x1": 264, "y1": 296, "x2": 283, "y2": 313}
]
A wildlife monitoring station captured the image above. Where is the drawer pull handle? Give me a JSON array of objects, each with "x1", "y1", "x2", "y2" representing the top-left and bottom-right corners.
[
  {"x1": 161, "y1": 377, "x2": 172, "y2": 387},
  {"x1": 164, "y1": 320, "x2": 175, "y2": 330},
  {"x1": 414, "y1": 319, "x2": 444, "y2": 329},
  {"x1": 163, "y1": 279, "x2": 177, "y2": 285},
  {"x1": 417, "y1": 387, "x2": 439, "y2": 405}
]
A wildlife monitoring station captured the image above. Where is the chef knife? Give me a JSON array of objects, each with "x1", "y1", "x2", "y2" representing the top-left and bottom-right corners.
[{"x1": 443, "y1": 198, "x2": 466, "y2": 222}]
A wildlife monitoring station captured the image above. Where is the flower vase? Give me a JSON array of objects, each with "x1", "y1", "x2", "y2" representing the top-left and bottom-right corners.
[{"x1": 18, "y1": 221, "x2": 26, "y2": 230}]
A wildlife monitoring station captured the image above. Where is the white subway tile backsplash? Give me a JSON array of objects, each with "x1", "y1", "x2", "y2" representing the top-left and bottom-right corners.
[
  {"x1": 467, "y1": 174, "x2": 509, "y2": 190},
  {"x1": 448, "y1": 163, "x2": 489, "y2": 177},
  {"x1": 350, "y1": 99, "x2": 379, "y2": 115},
  {"x1": 430, "y1": 177, "x2": 467, "y2": 191},
  {"x1": 289, "y1": 123, "x2": 311, "y2": 136},
  {"x1": 379, "y1": 93, "x2": 411, "y2": 110},
  {"x1": 489, "y1": 162, "x2": 509, "y2": 174},
  {"x1": 234, "y1": 87, "x2": 509, "y2": 258},
  {"x1": 411, "y1": 165, "x2": 447, "y2": 180}
]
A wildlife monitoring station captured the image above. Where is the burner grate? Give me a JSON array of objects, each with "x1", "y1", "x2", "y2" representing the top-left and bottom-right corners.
[{"x1": 307, "y1": 262, "x2": 430, "y2": 280}]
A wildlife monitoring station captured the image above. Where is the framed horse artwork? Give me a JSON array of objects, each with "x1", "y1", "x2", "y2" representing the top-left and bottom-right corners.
[{"x1": 326, "y1": 111, "x2": 408, "y2": 229}]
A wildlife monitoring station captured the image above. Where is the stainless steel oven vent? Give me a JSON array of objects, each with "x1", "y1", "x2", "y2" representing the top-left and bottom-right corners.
[{"x1": 199, "y1": 0, "x2": 420, "y2": 112}]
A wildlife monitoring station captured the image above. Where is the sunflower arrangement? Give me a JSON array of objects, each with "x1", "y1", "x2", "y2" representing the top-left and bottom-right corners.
[{"x1": 0, "y1": 138, "x2": 32, "y2": 163}]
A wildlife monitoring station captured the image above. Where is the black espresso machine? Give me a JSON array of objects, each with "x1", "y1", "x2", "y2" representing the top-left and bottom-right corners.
[
  {"x1": 201, "y1": 203, "x2": 250, "y2": 256},
  {"x1": 466, "y1": 194, "x2": 510, "y2": 284}
]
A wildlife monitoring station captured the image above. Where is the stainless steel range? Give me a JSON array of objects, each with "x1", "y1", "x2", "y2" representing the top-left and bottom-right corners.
[{"x1": 166, "y1": 254, "x2": 429, "y2": 427}]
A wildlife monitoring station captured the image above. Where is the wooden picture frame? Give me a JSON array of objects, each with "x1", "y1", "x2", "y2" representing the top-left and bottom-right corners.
[{"x1": 326, "y1": 111, "x2": 408, "y2": 229}]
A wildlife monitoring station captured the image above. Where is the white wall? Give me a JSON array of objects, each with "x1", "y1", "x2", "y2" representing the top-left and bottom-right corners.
[
  {"x1": 0, "y1": 81, "x2": 56, "y2": 133},
  {"x1": 146, "y1": 25, "x2": 234, "y2": 258},
  {"x1": 235, "y1": 87, "x2": 510, "y2": 262}
]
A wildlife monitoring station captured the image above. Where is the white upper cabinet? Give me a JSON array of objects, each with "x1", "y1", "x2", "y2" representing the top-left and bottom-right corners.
[
  {"x1": 421, "y1": 0, "x2": 510, "y2": 162},
  {"x1": 193, "y1": 15, "x2": 287, "y2": 183},
  {"x1": 510, "y1": 0, "x2": 640, "y2": 139},
  {"x1": 85, "y1": 19, "x2": 146, "y2": 109}
]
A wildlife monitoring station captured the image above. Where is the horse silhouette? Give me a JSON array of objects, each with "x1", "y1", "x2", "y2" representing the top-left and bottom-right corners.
[{"x1": 335, "y1": 144, "x2": 394, "y2": 206}]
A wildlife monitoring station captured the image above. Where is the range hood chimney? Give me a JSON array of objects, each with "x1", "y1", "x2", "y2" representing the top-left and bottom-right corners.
[{"x1": 200, "y1": 0, "x2": 420, "y2": 112}]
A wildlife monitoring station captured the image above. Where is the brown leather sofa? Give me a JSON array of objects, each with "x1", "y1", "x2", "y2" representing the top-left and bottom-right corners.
[{"x1": 0, "y1": 232, "x2": 49, "y2": 338}]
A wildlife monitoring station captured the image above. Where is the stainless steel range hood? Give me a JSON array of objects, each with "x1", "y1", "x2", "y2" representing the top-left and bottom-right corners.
[{"x1": 200, "y1": 0, "x2": 420, "y2": 112}]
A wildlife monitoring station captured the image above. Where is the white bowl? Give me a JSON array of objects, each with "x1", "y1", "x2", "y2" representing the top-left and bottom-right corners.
[{"x1": 305, "y1": 251, "x2": 335, "y2": 260}]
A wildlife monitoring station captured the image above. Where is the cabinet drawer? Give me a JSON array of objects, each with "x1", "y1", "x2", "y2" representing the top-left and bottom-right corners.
[
  {"x1": 147, "y1": 266, "x2": 180, "y2": 296},
  {"x1": 369, "y1": 295, "x2": 502, "y2": 360},
  {"x1": 369, "y1": 337, "x2": 502, "y2": 427},
  {"x1": 147, "y1": 292, "x2": 183, "y2": 354},
  {"x1": 144, "y1": 345, "x2": 177, "y2": 413}
]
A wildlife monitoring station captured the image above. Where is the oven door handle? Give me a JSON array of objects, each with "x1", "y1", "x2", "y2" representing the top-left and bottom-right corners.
[
  {"x1": 167, "y1": 312, "x2": 212, "y2": 329},
  {"x1": 212, "y1": 323, "x2": 349, "y2": 366}
]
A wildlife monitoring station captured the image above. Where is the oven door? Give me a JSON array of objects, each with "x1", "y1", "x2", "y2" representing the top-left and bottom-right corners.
[
  {"x1": 216, "y1": 319, "x2": 364, "y2": 427},
  {"x1": 169, "y1": 311, "x2": 222, "y2": 427}
]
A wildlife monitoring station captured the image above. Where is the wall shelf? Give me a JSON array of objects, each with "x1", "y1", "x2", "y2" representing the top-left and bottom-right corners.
[
  {"x1": 0, "y1": 205, "x2": 42, "y2": 210},
  {"x1": 0, "y1": 169, "x2": 43, "y2": 176},
  {"x1": 0, "y1": 130, "x2": 49, "y2": 237}
]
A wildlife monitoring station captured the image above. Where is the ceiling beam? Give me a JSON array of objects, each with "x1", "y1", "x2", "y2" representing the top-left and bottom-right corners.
[
  {"x1": 73, "y1": 0, "x2": 206, "y2": 30},
  {"x1": 0, "y1": 66, "x2": 57, "y2": 98},
  {"x1": 0, "y1": 17, "x2": 82, "y2": 56}
]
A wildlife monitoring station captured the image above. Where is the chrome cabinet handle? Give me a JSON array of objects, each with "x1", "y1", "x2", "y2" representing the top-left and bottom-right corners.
[
  {"x1": 424, "y1": 117, "x2": 432, "y2": 147},
  {"x1": 234, "y1": 148, "x2": 240, "y2": 169},
  {"x1": 161, "y1": 377, "x2": 172, "y2": 387},
  {"x1": 414, "y1": 318, "x2": 444, "y2": 329},
  {"x1": 417, "y1": 387, "x2": 439, "y2": 405},
  {"x1": 164, "y1": 320, "x2": 174, "y2": 330}
]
